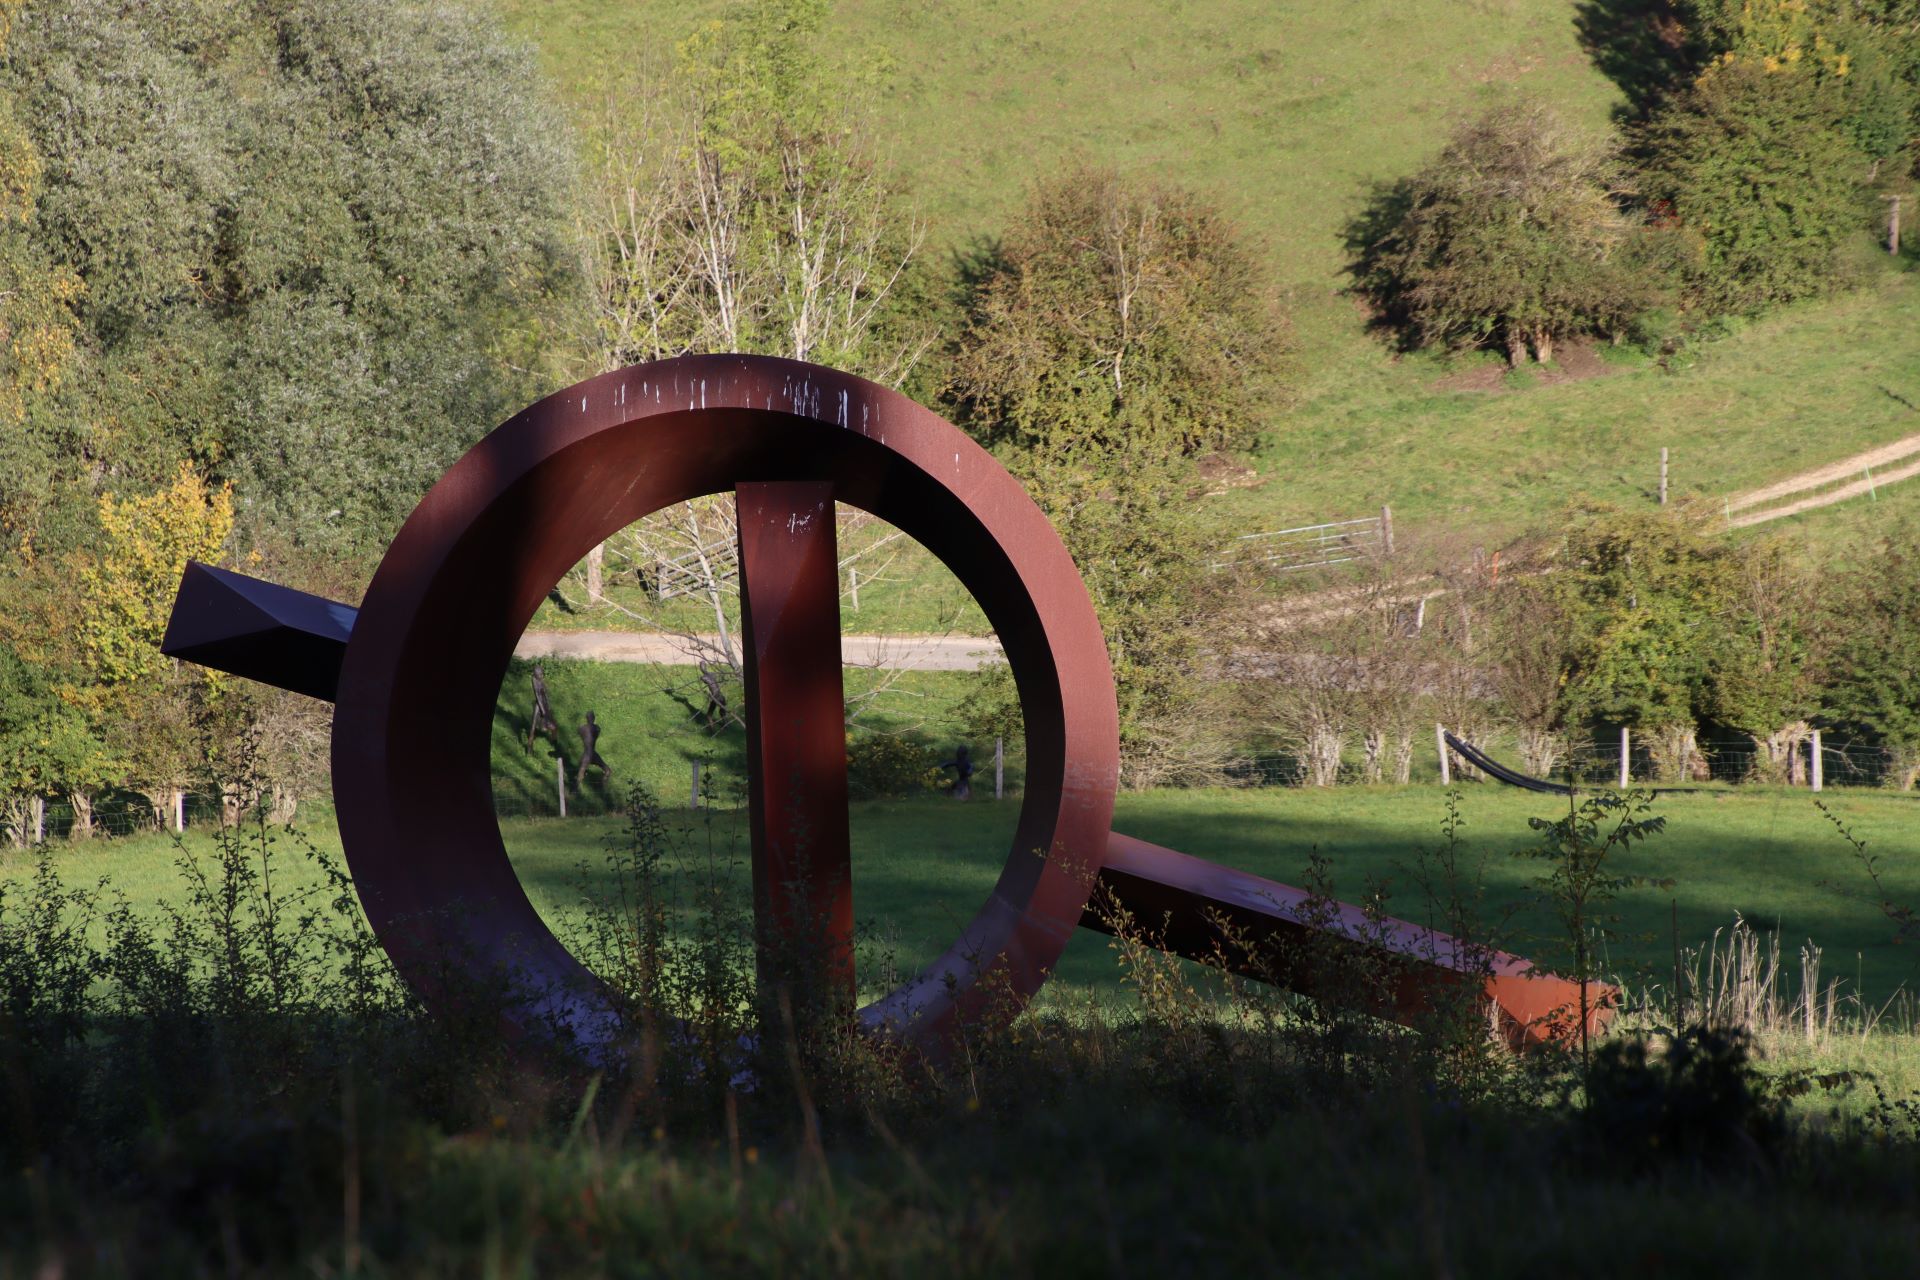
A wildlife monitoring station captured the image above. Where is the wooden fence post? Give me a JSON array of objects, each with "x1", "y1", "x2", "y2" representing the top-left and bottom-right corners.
[
  {"x1": 556, "y1": 756, "x2": 567, "y2": 818},
  {"x1": 1436, "y1": 724, "x2": 1451, "y2": 786},
  {"x1": 586, "y1": 542, "x2": 605, "y2": 602},
  {"x1": 1659, "y1": 447, "x2": 1669, "y2": 506},
  {"x1": 994, "y1": 736, "x2": 1004, "y2": 800},
  {"x1": 1811, "y1": 730, "x2": 1824, "y2": 793},
  {"x1": 1380, "y1": 504, "x2": 1394, "y2": 555},
  {"x1": 848, "y1": 565, "x2": 859, "y2": 611},
  {"x1": 1619, "y1": 726, "x2": 1631, "y2": 789}
]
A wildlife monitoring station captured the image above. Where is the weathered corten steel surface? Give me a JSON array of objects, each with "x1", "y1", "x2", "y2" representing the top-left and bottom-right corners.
[
  {"x1": 163, "y1": 353, "x2": 1608, "y2": 1053},
  {"x1": 736, "y1": 481, "x2": 856, "y2": 1004},
  {"x1": 171, "y1": 355, "x2": 1123, "y2": 1048}
]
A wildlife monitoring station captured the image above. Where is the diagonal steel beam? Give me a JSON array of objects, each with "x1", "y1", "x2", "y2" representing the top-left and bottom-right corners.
[{"x1": 1088, "y1": 832, "x2": 1613, "y2": 1050}]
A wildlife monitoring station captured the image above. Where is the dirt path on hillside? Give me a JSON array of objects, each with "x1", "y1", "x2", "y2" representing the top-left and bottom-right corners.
[
  {"x1": 516, "y1": 630, "x2": 1005, "y2": 671},
  {"x1": 1729, "y1": 453, "x2": 1920, "y2": 528},
  {"x1": 1725, "y1": 432, "x2": 1920, "y2": 513}
]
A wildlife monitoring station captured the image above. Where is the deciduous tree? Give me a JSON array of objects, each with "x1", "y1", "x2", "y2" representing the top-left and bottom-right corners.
[
  {"x1": 73, "y1": 463, "x2": 233, "y2": 829},
  {"x1": 944, "y1": 167, "x2": 1288, "y2": 784},
  {"x1": 1706, "y1": 539, "x2": 1824, "y2": 782},
  {"x1": 577, "y1": 1, "x2": 928, "y2": 384},
  {"x1": 4, "y1": 0, "x2": 577, "y2": 557},
  {"x1": 1820, "y1": 530, "x2": 1920, "y2": 788},
  {"x1": 0, "y1": 0, "x2": 81, "y2": 538},
  {"x1": 0, "y1": 643, "x2": 107, "y2": 846},
  {"x1": 1485, "y1": 573, "x2": 1578, "y2": 778},
  {"x1": 1348, "y1": 102, "x2": 1663, "y2": 365},
  {"x1": 948, "y1": 163, "x2": 1290, "y2": 458},
  {"x1": 1642, "y1": 58, "x2": 1874, "y2": 311},
  {"x1": 1552, "y1": 505, "x2": 1737, "y2": 779}
]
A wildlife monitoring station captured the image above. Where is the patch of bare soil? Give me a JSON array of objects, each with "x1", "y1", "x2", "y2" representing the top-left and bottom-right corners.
[
  {"x1": 1534, "y1": 340, "x2": 1614, "y2": 385},
  {"x1": 1434, "y1": 339, "x2": 1618, "y2": 394},
  {"x1": 1435, "y1": 362, "x2": 1507, "y2": 393},
  {"x1": 1193, "y1": 452, "x2": 1264, "y2": 496}
]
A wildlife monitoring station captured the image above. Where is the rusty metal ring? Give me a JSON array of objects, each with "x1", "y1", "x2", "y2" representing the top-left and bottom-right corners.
[{"x1": 327, "y1": 355, "x2": 1119, "y2": 1048}]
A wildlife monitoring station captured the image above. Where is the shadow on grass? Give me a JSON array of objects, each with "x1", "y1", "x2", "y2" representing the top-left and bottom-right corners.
[
  {"x1": 499, "y1": 787, "x2": 1920, "y2": 1005},
  {"x1": 1572, "y1": 0, "x2": 1698, "y2": 121}
]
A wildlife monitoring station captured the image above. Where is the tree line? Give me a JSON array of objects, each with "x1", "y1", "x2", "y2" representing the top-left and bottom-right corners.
[
  {"x1": 1, "y1": 0, "x2": 1916, "y2": 837},
  {"x1": 1249, "y1": 506, "x2": 1920, "y2": 790},
  {"x1": 1349, "y1": 0, "x2": 1920, "y2": 365}
]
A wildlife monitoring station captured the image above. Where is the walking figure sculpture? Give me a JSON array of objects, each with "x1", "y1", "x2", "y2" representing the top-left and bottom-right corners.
[
  {"x1": 576, "y1": 710, "x2": 612, "y2": 788},
  {"x1": 526, "y1": 662, "x2": 561, "y2": 752},
  {"x1": 941, "y1": 745, "x2": 974, "y2": 801},
  {"x1": 159, "y1": 354, "x2": 1610, "y2": 1056}
]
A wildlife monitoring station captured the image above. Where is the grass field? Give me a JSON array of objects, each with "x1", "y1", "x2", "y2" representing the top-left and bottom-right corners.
[
  {"x1": 527, "y1": 785, "x2": 1920, "y2": 1011},
  {"x1": 21, "y1": 784, "x2": 1920, "y2": 1016},
  {"x1": 526, "y1": 533, "x2": 993, "y2": 637},
  {"x1": 497, "y1": 0, "x2": 1627, "y2": 374},
  {"x1": 1236, "y1": 276, "x2": 1920, "y2": 551}
]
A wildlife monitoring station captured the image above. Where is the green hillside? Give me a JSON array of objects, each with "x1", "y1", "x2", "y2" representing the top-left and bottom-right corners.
[
  {"x1": 499, "y1": 0, "x2": 1623, "y2": 353},
  {"x1": 497, "y1": 0, "x2": 1918, "y2": 565},
  {"x1": 1239, "y1": 276, "x2": 1920, "y2": 547}
]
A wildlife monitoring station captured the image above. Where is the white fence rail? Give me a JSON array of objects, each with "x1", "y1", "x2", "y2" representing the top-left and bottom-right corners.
[
  {"x1": 652, "y1": 540, "x2": 739, "y2": 600},
  {"x1": 1212, "y1": 506, "x2": 1393, "y2": 573}
]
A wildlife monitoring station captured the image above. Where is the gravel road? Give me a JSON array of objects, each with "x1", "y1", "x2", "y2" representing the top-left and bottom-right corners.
[{"x1": 514, "y1": 630, "x2": 1004, "y2": 671}]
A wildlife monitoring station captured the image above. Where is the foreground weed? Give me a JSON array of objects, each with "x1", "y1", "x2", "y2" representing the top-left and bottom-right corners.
[
  {"x1": 1816, "y1": 799, "x2": 1919, "y2": 947},
  {"x1": 1515, "y1": 789, "x2": 1671, "y2": 1066}
]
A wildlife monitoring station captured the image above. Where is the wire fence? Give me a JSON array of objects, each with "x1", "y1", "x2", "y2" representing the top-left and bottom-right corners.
[
  {"x1": 5, "y1": 733, "x2": 1909, "y2": 850},
  {"x1": 1550, "y1": 738, "x2": 1899, "y2": 788},
  {"x1": 1226, "y1": 735, "x2": 1907, "y2": 791},
  {"x1": 11, "y1": 794, "x2": 232, "y2": 843}
]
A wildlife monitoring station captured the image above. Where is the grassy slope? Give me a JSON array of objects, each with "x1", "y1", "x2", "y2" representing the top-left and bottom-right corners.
[
  {"x1": 526, "y1": 535, "x2": 993, "y2": 635},
  {"x1": 1241, "y1": 277, "x2": 1920, "y2": 548},
  {"x1": 497, "y1": 0, "x2": 1920, "y2": 572},
  {"x1": 490, "y1": 658, "x2": 1002, "y2": 813}
]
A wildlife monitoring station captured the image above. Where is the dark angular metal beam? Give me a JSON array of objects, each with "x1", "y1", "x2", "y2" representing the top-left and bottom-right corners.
[{"x1": 160, "y1": 560, "x2": 355, "y2": 702}]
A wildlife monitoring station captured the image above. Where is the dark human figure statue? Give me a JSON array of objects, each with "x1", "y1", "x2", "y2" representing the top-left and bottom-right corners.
[
  {"x1": 698, "y1": 661, "x2": 729, "y2": 728},
  {"x1": 526, "y1": 662, "x2": 560, "y2": 750},
  {"x1": 577, "y1": 710, "x2": 612, "y2": 787},
  {"x1": 941, "y1": 744, "x2": 974, "y2": 801}
]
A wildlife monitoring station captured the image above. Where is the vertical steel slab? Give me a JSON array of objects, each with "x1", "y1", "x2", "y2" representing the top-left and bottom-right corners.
[{"x1": 736, "y1": 481, "x2": 855, "y2": 1006}]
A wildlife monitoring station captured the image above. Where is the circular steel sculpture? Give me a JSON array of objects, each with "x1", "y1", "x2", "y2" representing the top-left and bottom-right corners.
[
  {"x1": 173, "y1": 355, "x2": 1118, "y2": 1047},
  {"x1": 164, "y1": 354, "x2": 1609, "y2": 1054}
]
